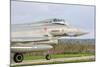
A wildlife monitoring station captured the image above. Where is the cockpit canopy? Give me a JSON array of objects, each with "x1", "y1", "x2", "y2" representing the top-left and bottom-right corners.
[
  {"x1": 46, "y1": 18, "x2": 66, "y2": 25},
  {"x1": 52, "y1": 18, "x2": 65, "y2": 22}
]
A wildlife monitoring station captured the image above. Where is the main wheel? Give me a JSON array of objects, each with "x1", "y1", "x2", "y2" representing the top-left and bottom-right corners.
[
  {"x1": 13, "y1": 53, "x2": 24, "y2": 63},
  {"x1": 45, "y1": 54, "x2": 51, "y2": 60}
]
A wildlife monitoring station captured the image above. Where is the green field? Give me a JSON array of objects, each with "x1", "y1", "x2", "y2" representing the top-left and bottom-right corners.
[{"x1": 24, "y1": 53, "x2": 94, "y2": 60}]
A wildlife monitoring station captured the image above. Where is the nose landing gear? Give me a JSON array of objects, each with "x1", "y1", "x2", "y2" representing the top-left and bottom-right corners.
[{"x1": 45, "y1": 54, "x2": 51, "y2": 60}]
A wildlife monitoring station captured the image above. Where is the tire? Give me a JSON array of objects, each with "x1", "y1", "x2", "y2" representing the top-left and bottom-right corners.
[
  {"x1": 13, "y1": 53, "x2": 24, "y2": 63},
  {"x1": 45, "y1": 54, "x2": 51, "y2": 60}
]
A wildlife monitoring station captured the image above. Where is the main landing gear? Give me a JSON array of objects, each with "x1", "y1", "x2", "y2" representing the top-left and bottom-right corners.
[{"x1": 13, "y1": 53, "x2": 24, "y2": 63}]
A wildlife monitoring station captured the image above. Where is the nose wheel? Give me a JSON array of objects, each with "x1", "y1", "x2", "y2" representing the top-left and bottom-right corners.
[
  {"x1": 13, "y1": 53, "x2": 24, "y2": 63},
  {"x1": 45, "y1": 54, "x2": 51, "y2": 60}
]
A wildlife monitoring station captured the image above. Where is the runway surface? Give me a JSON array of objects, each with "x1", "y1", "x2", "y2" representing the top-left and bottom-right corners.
[{"x1": 11, "y1": 56, "x2": 95, "y2": 66}]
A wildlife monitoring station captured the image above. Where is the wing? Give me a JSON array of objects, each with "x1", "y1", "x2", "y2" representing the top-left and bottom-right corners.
[{"x1": 11, "y1": 23, "x2": 50, "y2": 42}]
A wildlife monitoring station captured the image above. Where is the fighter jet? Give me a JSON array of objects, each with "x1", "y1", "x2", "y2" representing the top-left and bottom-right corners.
[{"x1": 11, "y1": 18, "x2": 88, "y2": 63}]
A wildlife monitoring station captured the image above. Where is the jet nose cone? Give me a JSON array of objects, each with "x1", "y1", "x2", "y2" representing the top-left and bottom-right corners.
[{"x1": 65, "y1": 28, "x2": 88, "y2": 37}]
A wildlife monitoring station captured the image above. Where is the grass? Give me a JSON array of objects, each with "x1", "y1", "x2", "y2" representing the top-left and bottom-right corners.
[{"x1": 24, "y1": 53, "x2": 94, "y2": 60}]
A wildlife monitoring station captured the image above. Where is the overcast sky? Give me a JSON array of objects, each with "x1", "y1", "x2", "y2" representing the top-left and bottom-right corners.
[{"x1": 11, "y1": 1, "x2": 95, "y2": 39}]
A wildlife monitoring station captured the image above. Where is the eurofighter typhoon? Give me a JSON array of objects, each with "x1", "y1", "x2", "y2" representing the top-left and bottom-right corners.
[{"x1": 11, "y1": 18, "x2": 88, "y2": 63}]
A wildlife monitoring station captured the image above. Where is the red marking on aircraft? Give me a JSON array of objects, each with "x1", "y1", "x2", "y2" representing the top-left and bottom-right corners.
[{"x1": 44, "y1": 27, "x2": 47, "y2": 32}]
